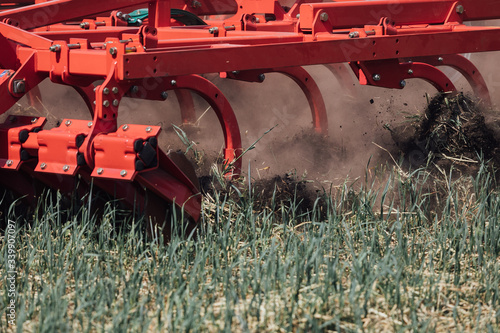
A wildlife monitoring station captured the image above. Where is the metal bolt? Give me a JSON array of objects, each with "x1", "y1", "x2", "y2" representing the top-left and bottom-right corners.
[
  {"x1": 96, "y1": 168, "x2": 103, "y2": 175},
  {"x1": 208, "y1": 27, "x2": 219, "y2": 34},
  {"x1": 63, "y1": 165, "x2": 70, "y2": 172},
  {"x1": 80, "y1": 22, "x2": 89, "y2": 29},
  {"x1": 400, "y1": 80, "x2": 407, "y2": 88},
  {"x1": 93, "y1": 87, "x2": 97, "y2": 92},
  {"x1": 113, "y1": 99, "x2": 119, "y2": 107},
  {"x1": 438, "y1": 57, "x2": 444, "y2": 62},
  {"x1": 109, "y1": 47, "x2": 118, "y2": 56},
  {"x1": 456, "y1": 4, "x2": 464, "y2": 14},
  {"x1": 103, "y1": 87, "x2": 110, "y2": 95},
  {"x1": 93, "y1": 101, "x2": 96, "y2": 105},
  {"x1": 171, "y1": 80, "x2": 177, "y2": 86},
  {"x1": 258, "y1": 74, "x2": 266, "y2": 82},
  {"x1": 146, "y1": 126, "x2": 152, "y2": 133},
  {"x1": 191, "y1": 0, "x2": 202, "y2": 8},
  {"x1": 122, "y1": 124, "x2": 129, "y2": 131},
  {"x1": 296, "y1": 14, "x2": 300, "y2": 19},
  {"x1": 65, "y1": 120, "x2": 72, "y2": 126},
  {"x1": 13, "y1": 80, "x2": 25, "y2": 94},
  {"x1": 103, "y1": 100, "x2": 110, "y2": 107},
  {"x1": 6, "y1": 160, "x2": 13, "y2": 167},
  {"x1": 88, "y1": 121, "x2": 93, "y2": 127},
  {"x1": 372, "y1": 74, "x2": 381, "y2": 81},
  {"x1": 131, "y1": 85, "x2": 139, "y2": 94},
  {"x1": 320, "y1": 12, "x2": 329, "y2": 22},
  {"x1": 407, "y1": 69, "x2": 414, "y2": 75},
  {"x1": 31, "y1": 117, "x2": 37, "y2": 123},
  {"x1": 120, "y1": 170, "x2": 127, "y2": 177},
  {"x1": 348, "y1": 31, "x2": 360, "y2": 38},
  {"x1": 112, "y1": 87, "x2": 119, "y2": 94},
  {"x1": 161, "y1": 91, "x2": 168, "y2": 100},
  {"x1": 255, "y1": 17, "x2": 260, "y2": 23},
  {"x1": 49, "y1": 44, "x2": 61, "y2": 52},
  {"x1": 40, "y1": 163, "x2": 47, "y2": 170},
  {"x1": 231, "y1": 70, "x2": 240, "y2": 75}
]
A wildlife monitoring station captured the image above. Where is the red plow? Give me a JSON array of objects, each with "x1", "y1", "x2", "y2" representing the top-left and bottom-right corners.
[{"x1": 0, "y1": 0, "x2": 499, "y2": 227}]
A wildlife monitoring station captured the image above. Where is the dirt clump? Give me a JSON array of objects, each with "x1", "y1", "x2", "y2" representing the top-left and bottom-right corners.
[{"x1": 388, "y1": 93, "x2": 500, "y2": 167}]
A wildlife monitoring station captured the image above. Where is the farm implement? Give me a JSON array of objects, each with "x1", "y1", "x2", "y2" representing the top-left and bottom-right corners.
[{"x1": 0, "y1": 0, "x2": 499, "y2": 228}]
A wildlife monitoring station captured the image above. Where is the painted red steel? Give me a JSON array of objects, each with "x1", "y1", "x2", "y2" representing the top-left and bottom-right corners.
[{"x1": 0, "y1": 0, "x2": 499, "y2": 223}]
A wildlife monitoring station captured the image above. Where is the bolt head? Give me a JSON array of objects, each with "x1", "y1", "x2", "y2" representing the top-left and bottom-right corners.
[
  {"x1": 320, "y1": 12, "x2": 329, "y2": 22},
  {"x1": 120, "y1": 170, "x2": 127, "y2": 177},
  {"x1": 258, "y1": 74, "x2": 266, "y2": 82},
  {"x1": 40, "y1": 163, "x2": 47, "y2": 170},
  {"x1": 456, "y1": 5, "x2": 464, "y2": 14},
  {"x1": 122, "y1": 124, "x2": 129, "y2": 131},
  {"x1": 349, "y1": 31, "x2": 359, "y2": 38},
  {"x1": 407, "y1": 69, "x2": 414, "y2": 75},
  {"x1": 400, "y1": 80, "x2": 407, "y2": 88},
  {"x1": 296, "y1": 14, "x2": 300, "y2": 19},
  {"x1": 103, "y1": 87, "x2": 110, "y2": 95},
  {"x1": 31, "y1": 117, "x2": 38, "y2": 123},
  {"x1": 372, "y1": 74, "x2": 381, "y2": 81},
  {"x1": 113, "y1": 99, "x2": 119, "y2": 107},
  {"x1": 112, "y1": 87, "x2": 119, "y2": 94},
  {"x1": 88, "y1": 121, "x2": 93, "y2": 127},
  {"x1": 6, "y1": 160, "x2": 13, "y2": 167},
  {"x1": 103, "y1": 100, "x2": 110, "y2": 107},
  {"x1": 109, "y1": 47, "x2": 118, "y2": 56},
  {"x1": 130, "y1": 86, "x2": 139, "y2": 94},
  {"x1": 96, "y1": 168, "x2": 103, "y2": 175},
  {"x1": 161, "y1": 91, "x2": 168, "y2": 100},
  {"x1": 171, "y1": 80, "x2": 177, "y2": 86},
  {"x1": 65, "y1": 120, "x2": 72, "y2": 126},
  {"x1": 63, "y1": 165, "x2": 70, "y2": 172},
  {"x1": 49, "y1": 44, "x2": 61, "y2": 52},
  {"x1": 438, "y1": 57, "x2": 444, "y2": 62},
  {"x1": 146, "y1": 126, "x2": 152, "y2": 133}
]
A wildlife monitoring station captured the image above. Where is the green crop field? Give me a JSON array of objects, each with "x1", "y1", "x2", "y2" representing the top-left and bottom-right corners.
[{"x1": 1, "y1": 158, "x2": 499, "y2": 332}]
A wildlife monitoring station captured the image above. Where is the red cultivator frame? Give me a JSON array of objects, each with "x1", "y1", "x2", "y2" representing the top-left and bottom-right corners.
[{"x1": 0, "y1": 0, "x2": 499, "y2": 225}]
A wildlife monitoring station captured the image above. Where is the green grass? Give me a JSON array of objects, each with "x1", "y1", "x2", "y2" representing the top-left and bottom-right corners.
[{"x1": 1, "y1": 162, "x2": 500, "y2": 332}]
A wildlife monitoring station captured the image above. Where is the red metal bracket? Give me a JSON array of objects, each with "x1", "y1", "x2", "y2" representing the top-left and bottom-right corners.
[
  {"x1": 352, "y1": 59, "x2": 457, "y2": 93},
  {"x1": 0, "y1": 115, "x2": 46, "y2": 170},
  {"x1": 92, "y1": 124, "x2": 161, "y2": 180},
  {"x1": 36, "y1": 119, "x2": 91, "y2": 175}
]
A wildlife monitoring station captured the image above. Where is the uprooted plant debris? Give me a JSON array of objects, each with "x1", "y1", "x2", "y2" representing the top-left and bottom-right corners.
[{"x1": 388, "y1": 93, "x2": 500, "y2": 166}]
